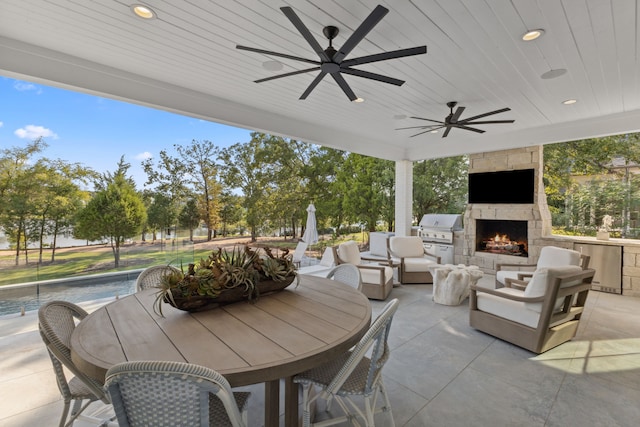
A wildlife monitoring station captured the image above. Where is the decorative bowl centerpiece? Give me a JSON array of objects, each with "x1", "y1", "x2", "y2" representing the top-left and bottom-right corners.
[{"x1": 154, "y1": 245, "x2": 297, "y2": 315}]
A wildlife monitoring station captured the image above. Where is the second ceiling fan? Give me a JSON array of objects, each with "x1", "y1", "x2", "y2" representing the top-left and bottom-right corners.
[
  {"x1": 398, "y1": 102, "x2": 515, "y2": 138},
  {"x1": 236, "y1": 5, "x2": 427, "y2": 101}
]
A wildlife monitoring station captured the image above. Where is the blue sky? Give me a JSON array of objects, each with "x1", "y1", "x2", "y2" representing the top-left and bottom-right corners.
[{"x1": 0, "y1": 76, "x2": 253, "y2": 187}]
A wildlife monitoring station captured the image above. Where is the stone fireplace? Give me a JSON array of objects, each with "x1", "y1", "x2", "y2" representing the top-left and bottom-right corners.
[{"x1": 455, "y1": 146, "x2": 552, "y2": 273}]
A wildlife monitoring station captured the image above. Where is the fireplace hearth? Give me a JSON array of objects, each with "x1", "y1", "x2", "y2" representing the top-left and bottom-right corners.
[{"x1": 476, "y1": 219, "x2": 528, "y2": 257}]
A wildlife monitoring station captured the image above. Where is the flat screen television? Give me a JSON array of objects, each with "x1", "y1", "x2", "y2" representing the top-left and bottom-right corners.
[{"x1": 468, "y1": 168, "x2": 535, "y2": 204}]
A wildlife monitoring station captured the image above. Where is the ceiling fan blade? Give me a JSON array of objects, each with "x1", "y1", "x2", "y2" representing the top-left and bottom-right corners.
[
  {"x1": 300, "y1": 71, "x2": 328, "y2": 99},
  {"x1": 461, "y1": 107, "x2": 511, "y2": 122},
  {"x1": 410, "y1": 126, "x2": 445, "y2": 137},
  {"x1": 409, "y1": 117, "x2": 446, "y2": 125},
  {"x1": 332, "y1": 5, "x2": 389, "y2": 63},
  {"x1": 280, "y1": 7, "x2": 330, "y2": 62},
  {"x1": 236, "y1": 45, "x2": 320, "y2": 66},
  {"x1": 396, "y1": 125, "x2": 438, "y2": 130},
  {"x1": 464, "y1": 120, "x2": 515, "y2": 124},
  {"x1": 330, "y1": 73, "x2": 358, "y2": 101},
  {"x1": 456, "y1": 124, "x2": 486, "y2": 133},
  {"x1": 342, "y1": 46, "x2": 427, "y2": 67},
  {"x1": 450, "y1": 106, "x2": 466, "y2": 123},
  {"x1": 254, "y1": 67, "x2": 322, "y2": 83},
  {"x1": 442, "y1": 126, "x2": 453, "y2": 138},
  {"x1": 340, "y1": 68, "x2": 404, "y2": 86}
]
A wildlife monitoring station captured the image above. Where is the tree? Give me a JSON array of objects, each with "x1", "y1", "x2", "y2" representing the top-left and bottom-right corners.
[
  {"x1": 413, "y1": 156, "x2": 468, "y2": 221},
  {"x1": 544, "y1": 134, "x2": 640, "y2": 236},
  {"x1": 178, "y1": 198, "x2": 201, "y2": 241},
  {"x1": 219, "y1": 133, "x2": 271, "y2": 242},
  {"x1": 74, "y1": 157, "x2": 147, "y2": 267},
  {"x1": 146, "y1": 192, "x2": 177, "y2": 245}
]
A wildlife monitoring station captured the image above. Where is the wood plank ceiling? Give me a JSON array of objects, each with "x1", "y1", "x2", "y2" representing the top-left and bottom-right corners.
[{"x1": 0, "y1": 0, "x2": 638, "y2": 161}]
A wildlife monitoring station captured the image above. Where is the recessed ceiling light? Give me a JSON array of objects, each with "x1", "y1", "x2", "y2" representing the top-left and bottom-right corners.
[
  {"x1": 562, "y1": 99, "x2": 577, "y2": 105},
  {"x1": 522, "y1": 29, "x2": 544, "y2": 41},
  {"x1": 430, "y1": 130, "x2": 438, "y2": 134},
  {"x1": 131, "y1": 4, "x2": 156, "y2": 19},
  {"x1": 541, "y1": 69, "x2": 567, "y2": 79},
  {"x1": 353, "y1": 97, "x2": 364, "y2": 103},
  {"x1": 262, "y1": 60, "x2": 283, "y2": 71}
]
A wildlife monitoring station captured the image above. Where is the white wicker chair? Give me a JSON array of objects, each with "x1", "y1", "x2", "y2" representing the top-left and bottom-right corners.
[
  {"x1": 293, "y1": 298, "x2": 399, "y2": 427},
  {"x1": 38, "y1": 300, "x2": 114, "y2": 427},
  {"x1": 135, "y1": 265, "x2": 180, "y2": 292},
  {"x1": 105, "y1": 360, "x2": 251, "y2": 427},
  {"x1": 326, "y1": 264, "x2": 362, "y2": 291}
]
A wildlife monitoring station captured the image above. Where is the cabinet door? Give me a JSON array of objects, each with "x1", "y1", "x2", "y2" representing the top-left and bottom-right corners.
[{"x1": 573, "y1": 243, "x2": 622, "y2": 294}]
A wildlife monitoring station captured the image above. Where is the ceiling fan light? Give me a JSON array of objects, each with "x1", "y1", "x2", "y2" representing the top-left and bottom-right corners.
[
  {"x1": 130, "y1": 4, "x2": 156, "y2": 19},
  {"x1": 522, "y1": 29, "x2": 544, "y2": 41},
  {"x1": 353, "y1": 97, "x2": 365, "y2": 103},
  {"x1": 430, "y1": 130, "x2": 438, "y2": 133},
  {"x1": 562, "y1": 99, "x2": 577, "y2": 105},
  {"x1": 541, "y1": 68, "x2": 567, "y2": 79}
]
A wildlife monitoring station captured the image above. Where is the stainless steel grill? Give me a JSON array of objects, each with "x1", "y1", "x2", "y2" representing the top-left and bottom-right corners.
[{"x1": 418, "y1": 214, "x2": 463, "y2": 264}]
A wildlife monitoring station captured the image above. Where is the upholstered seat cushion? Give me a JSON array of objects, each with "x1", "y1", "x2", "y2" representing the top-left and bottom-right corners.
[
  {"x1": 496, "y1": 246, "x2": 582, "y2": 286},
  {"x1": 388, "y1": 236, "x2": 424, "y2": 258},
  {"x1": 403, "y1": 257, "x2": 437, "y2": 272},
  {"x1": 476, "y1": 287, "x2": 540, "y2": 328},
  {"x1": 360, "y1": 266, "x2": 394, "y2": 284}
]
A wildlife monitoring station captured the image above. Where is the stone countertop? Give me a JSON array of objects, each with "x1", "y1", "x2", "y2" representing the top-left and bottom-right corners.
[{"x1": 542, "y1": 234, "x2": 640, "y2": 247}]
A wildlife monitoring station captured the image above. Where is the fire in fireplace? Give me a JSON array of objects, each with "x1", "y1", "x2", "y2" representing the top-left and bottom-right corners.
[{"x1": 476, "y1": 219, "x2": 528, "y2": 257}]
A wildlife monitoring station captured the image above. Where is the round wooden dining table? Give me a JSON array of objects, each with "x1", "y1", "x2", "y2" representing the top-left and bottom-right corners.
[{"x1": 71, "y1": 274, "x2": 371, "y2": 427}]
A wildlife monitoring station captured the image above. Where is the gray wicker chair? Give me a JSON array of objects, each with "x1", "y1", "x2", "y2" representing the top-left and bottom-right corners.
[
  {"x1": 326, "y1": 264, "x2": 363, "y2": 291},
  {"x1": 38, "y1": 300, "x2": 114, "y2": 427},
  {"x1": 105, "y1": 360, "x2": 251, "y2": 427},
  {"x1": 135, "y1": 265, "x2": 180, "y2": 292},
  {"x1": 293, "y1": 298, "x2": 399, "y2": 427}
]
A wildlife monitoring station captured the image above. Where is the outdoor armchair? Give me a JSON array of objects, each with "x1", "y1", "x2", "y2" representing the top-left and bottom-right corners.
[
  {"x1": 332, "y1": 241, "x2": 393, "y2": 300},
  {"x1": 388, "y1": 236, "x2": 440, "y2": 284},
  {"x1": 470, "y1": 266, "x2": 595, "y2": 353},
  {"x1": 326, "y1": 263, "x2": 363, "y2": 291},
  {"x1": 495, "y1": 246, "x2": 590, "y2": 288}
]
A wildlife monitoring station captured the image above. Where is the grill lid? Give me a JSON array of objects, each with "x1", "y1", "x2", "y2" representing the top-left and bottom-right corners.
[{"x1": 419, "y1": 214, "x2": 463, "y2": 230}]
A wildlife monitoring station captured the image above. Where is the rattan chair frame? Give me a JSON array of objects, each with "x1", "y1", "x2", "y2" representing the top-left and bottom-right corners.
[
  {"x1": 135, "y1": 265, "x2": 180, "y2": 292},
  {"x1": 38, "y1": 300, "x2": 113, "y2": 427},
  {"x1": 294, "y1": 298, "x2": 399, "y2": 427},
  {"x1": 105, "y1": 360, "x2": 250, "y2": 427},
  {"x1": 326, "y1": 264, "x2": 363, "y2": 291}
]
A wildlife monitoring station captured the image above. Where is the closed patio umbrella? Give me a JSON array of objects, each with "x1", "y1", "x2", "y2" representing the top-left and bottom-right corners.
[{"x1": 302, "y1": 203, "x2": 318, "y2": 245}]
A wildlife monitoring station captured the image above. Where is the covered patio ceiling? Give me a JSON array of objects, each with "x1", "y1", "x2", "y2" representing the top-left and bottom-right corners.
[{"x1": 1, "y1": 0, "x2": 638, "y2": 162}]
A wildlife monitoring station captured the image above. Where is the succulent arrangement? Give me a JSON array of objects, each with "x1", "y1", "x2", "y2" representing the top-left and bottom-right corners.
[{"x1": 154, "y1": 245, "x2": 297, "y2": 315}]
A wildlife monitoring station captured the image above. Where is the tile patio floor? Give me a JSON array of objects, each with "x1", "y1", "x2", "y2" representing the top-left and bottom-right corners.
[{"x1": 1, "y1": 273, "x2": 640, "y2": 426}]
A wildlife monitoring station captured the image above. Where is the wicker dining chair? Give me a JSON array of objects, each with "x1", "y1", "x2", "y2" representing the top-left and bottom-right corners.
[
  {"x1": 326, "y1": 264, "x2": 363, "y2": 291},
  {"x1": 135, "y1": 265, "x2": 180, "y2": 292},
  {"x1": 38, "y1": 300, "x2": 114, "y2": 427},
  {"x1": 293, "y1": 298, "x2": 399, "y2": 427},
  {"x1": 105, "y1": 360, "x2": 251, "y2": 427}
]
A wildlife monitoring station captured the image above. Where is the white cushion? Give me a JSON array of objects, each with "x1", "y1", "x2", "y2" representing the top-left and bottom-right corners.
[
  {"x1": 537, "y1": 246, "x2": 581, "y2": 268},
  {"x1": 476, "y1": 288, "x2": 540, "y2": 328},
  {"x1": 523, "y1": 265, "x2": 583, "y2": 312},
  {"x1": 389, "y1": 236, "x2": 424, "y2": 258},
  {"x1": 403, "y1": 257, "x2": 437, "y2": 272},
  {"x1": 319, "y1": 247, "x2": 335, "y2": 267},
  {"x1": 359, "y1": 265, "x2": 393, "y2": 285},
  {"x1": 369, "y1": 232, "x2": 393, "y2": 257},
  {"x1": 338, "y1": 241, "x2": 362, "y2": 265}
]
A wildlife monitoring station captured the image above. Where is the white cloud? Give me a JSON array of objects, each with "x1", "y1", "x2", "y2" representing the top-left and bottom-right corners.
[
  {"x1": 14, "y1": 125, "x2": 58, "y2": 140},
  {"x1": 135, "y1": 151, "x2": 153, "y2": 160},
  {"x1": 13, "y1": 81, "x2": 42, "y2": 94}
]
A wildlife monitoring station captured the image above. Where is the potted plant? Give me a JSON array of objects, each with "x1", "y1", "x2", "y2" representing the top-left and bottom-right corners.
[{"x1": 154, "y1": 245, "x2": 297, "y2": 315}]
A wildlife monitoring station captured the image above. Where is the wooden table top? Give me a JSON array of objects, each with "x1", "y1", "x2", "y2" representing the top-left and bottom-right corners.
[{"x1": 71, "y1": 274, "x2": 371, "y2": 386}]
